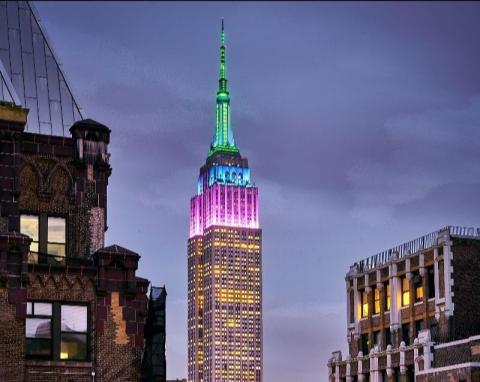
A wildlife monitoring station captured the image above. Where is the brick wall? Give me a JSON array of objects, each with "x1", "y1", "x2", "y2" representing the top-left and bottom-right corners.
[
  {"x1": 0, "y1": 104, "x2": 154, "y2": 381},
  {"x1": 451, "y1": 238, "x2": 480, "y2": 339}
]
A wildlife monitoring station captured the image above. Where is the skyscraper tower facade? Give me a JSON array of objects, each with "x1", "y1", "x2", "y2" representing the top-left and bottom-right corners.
[{"x1": 187, "y1": 20, "x2": 263, "y2": 382}]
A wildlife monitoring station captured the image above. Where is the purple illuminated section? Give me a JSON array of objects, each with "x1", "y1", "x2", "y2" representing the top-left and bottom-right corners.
[{"x1": 189, "y1": 183, "x2": 259, "y2": 237}]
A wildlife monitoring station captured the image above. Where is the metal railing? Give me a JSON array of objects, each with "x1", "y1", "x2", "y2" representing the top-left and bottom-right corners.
[{"x1": 356, "y1": 226, "x2": 480, "y2": 272}]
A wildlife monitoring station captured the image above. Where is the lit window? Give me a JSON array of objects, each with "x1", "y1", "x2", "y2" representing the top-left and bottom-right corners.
[
  {"x1": 20, "y1": 214, "x2": 66, "y2": 261},
  {"x1": 385, "y1": 283, "x2": 391, "y2": 310},
  {"x1": 414, "y1": 273, "x2": 423, "y2": 303},
  {"x1": 361, "y1": 291, "x2": 369, "y2": 318},
  {"x1": 60, "y1": 305, "x2": 88, "y2": 360},
  {"x1": 20, "y1": 215, "x2": 39, "y2": 252},
  {"x1": 374, "y1": 288, "x2": 381, "y2": 314},
  {"x1": 402, "y1": 277, "x2": 410, "y2": 306}
]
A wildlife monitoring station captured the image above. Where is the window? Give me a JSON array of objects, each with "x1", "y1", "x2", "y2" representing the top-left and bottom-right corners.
[
  {"x1": 402, "y1": 277, "x2": 410, "y2": 307},
  {"x1": 374, "y1": 288, "x2": 381, "y2": 314},
  {"x1": 20, "y1": 214, "x2": 66, "y2": 259},
  {"x1": 427, "y1": 266, "x2": 435, "y2": 299},
  {"x1": 414, "y1": 273, "x2": 423, "y2": 303},
  {"x1": 60, "y1": 305, "x2": 88, "y2": 360},
  {"x1": 361, "y1": 290, "x2": 369, "y2": 318},
  {"x1": 20, "y1": 215, "x2": 39, "y2": 252},
  {"x1": 349, "y1": 290, "x2": 355, "y2": 323},
  {"x1": 25, "y1": 302, "x2": 88, "y2": 361},
  {"x1": 374, "y1": 330, "x2": 381, "y2": 349},
  {"x1": 401, "y1": 323, "x2": 410, "y2": 345},
  {"x1": 47, "y1": 217, "x2": 66, "y2": 258},
  {"x1": 361, "y1": 333, "x2": 369, "y2": 354},
  {"x1": 26, "y1": 302, "x2": 52, "y2": 358},
  {"x1": 415, "y1": 319, "x2": 425, "y2": 336},
  {"x1": 385, "y1": 328, "x2": 391, "y2": 347},
  {"x1": 385, "y1": 283, "x2": 391, "y2": 310}
]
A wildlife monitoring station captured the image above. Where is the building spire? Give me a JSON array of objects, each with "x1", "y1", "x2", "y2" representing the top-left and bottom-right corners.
[{"x1": 208, "y1": 18, "x2": 240, "y2": 158}]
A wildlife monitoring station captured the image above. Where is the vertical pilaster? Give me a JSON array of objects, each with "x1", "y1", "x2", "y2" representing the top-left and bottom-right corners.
[
  {"x1": 389, "y1": 260, "x2": 401, "y2": 346},
  {"x1": 434, "y1": 247, "x2": 441, "y2": 320},
  {"x1": 443, "y1": 242, "x2": 454, "y2": 317}
]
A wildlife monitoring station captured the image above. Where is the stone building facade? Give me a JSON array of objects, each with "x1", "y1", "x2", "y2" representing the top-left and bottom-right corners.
[
  {"x1": 327, "y1": 226, "x2": 480, "y2": 382},
  {"x1": 0, "y1": 102, "x2": 159, "y2": 381}
]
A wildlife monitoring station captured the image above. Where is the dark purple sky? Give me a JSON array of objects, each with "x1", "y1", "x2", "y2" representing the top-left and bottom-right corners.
[{"x1": 35, "y1": 2, "x2": 480, "y2": 380}]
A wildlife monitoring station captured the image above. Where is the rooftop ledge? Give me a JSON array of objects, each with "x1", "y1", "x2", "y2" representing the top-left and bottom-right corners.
[{"x1": 349, "y1": 225, "x2": 480, "y2": 274}]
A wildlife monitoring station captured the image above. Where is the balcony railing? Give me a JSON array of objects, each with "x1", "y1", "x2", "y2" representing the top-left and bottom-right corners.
[{"x1": 356, "y1": 226, "x2": 480, "y2": 272}]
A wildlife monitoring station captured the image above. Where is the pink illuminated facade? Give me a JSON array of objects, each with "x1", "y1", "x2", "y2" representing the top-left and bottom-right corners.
[{"x1": 187, "y1": 21, "x2": 263, "y2": 382}]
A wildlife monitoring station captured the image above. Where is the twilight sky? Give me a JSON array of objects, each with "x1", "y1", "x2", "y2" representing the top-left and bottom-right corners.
[{"x1": 34, "y1": 2, "x2": 480, "y2": 380}]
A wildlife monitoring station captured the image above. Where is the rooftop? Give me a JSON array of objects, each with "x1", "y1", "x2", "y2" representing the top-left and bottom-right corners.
[{"x1": 351, "y1": 226, "x2": 480, "y2": 274}]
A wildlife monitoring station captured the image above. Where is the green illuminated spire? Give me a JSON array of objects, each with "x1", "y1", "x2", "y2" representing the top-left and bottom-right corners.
[{"x1": 208, "y1": 19, "x2": 240, "y2": 158}]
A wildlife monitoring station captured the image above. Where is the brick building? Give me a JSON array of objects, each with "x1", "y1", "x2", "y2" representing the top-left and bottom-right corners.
[
  {"x1": 0, "y1": 1, "x2": 167, "y2": 380},
  {"x1": 327, "y1": 226, "x2": 480, "y2": 381},
  {"x1": 0, "y1": 101, "x2": 163, "y2": 381}
]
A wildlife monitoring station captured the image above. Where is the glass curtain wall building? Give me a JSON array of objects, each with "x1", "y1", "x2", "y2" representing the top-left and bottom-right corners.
[
  {"x1": 187, "y1": 20, "x2": 263, "y2": 382},
  {"x1": 0, "y1": 1, "x2": 82, "y2": 136}
]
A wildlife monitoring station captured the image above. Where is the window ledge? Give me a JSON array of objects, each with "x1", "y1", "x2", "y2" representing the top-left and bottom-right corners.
[
  {"x1": 414, "y1": 301, "x2": 423, "y2": 306},
  {"x1": 25, "y1": 360, "x2": 92, "y2": 368}
]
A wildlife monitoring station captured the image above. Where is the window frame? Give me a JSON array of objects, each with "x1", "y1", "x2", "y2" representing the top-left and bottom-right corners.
[
  {"x1": 414, "y1": 273, "x2": 423, "y2": 303},
  {"x1": 401, "y1": 277, "x2": 410, "y2": 307},
  {"x1": 25, "y1": 301, "x2": 53, "y2": 360},
  {"x1": 60, "y1": 304, "x2": 89, "y2": 361},
  {"x1": 374, "y1": 287, "x2": 381, "y2": 315},
  {"x1": 25, "y1": 301, "x2": 89, "y2": 362},
  {"x1": 20, "y1": 213, "x2": 67, "y2": 259},
  {"x1": 361, "y1": 290, "x2": 369, "y2": 318},
  {"x1": 427, "y1": 266, "x2": 435, "y2": 299},
  {"x1": 385, "y1": 283, "x2": 391, "y2": 311}
]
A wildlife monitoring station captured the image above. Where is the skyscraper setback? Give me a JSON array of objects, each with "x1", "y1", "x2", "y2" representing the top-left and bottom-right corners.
[{"x1": 187, "y1": 20, "x2": 263, "y2": 382}]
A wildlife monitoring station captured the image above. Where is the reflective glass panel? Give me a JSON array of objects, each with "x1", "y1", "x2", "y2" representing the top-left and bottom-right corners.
[
  {"x1": 61, "y1": 305, "x2": 87, "y2": 332},
  {"x1": 26, "y1": 318, "x2": 51, "y2": 338},
  {"x1": 34, "y1": 302, "x2": 52, "y2": 316},
  {"x1": 20, "y1": 215, "x2": 39, "y2": 245},
  {"x1": 47, "y1": 217, "x2": 65, "y2": 243},
  {"x1": 26, "y1": 338, "x2": 51, "y2": 357}
]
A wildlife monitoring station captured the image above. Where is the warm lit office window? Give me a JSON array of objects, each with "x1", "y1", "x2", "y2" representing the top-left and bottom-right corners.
[
  {"x1": 26, "y1": 301, "x2": 88, "y2": 361},
  {"x1": 374, "y1": 288, "x2": 381, "y2": 314},
  {"x1": 361, "y1": 291, "x2": 369, "y2": 318},
  {"x1": 402, "y1": 277, "x2": 410, "y2": 306},
  {"x1": 60, "y1": 305, "x2": 88, "y2": 360},
  {"x1": 414, "y1": 274, "x2": 423, "y2": 303},
  {"x1": 20, "y1": 215, "x2": 39, "y2": 252},
  {"x1": 385, "y1": 284, "x2": 391, "y2": 310}
]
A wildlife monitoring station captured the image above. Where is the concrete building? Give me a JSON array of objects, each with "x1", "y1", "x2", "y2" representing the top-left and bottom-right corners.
[
  {"x1": 187, "y1": 20, "x2": 263, "y2": 382},
  {"x1": 327, "y1": 226, "x2": 480, "y2": 381}
]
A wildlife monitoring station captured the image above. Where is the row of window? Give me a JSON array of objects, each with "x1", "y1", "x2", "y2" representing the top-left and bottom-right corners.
[
  {"x1": 360, "y1": 319, "x2": 426, "y2": 354},
  {"x1": 360, "y1": 268, "x2": 435, "y2": 318},
  {"x1": 20, "y1": 214, "x2": 66, "y2": 258},
  {"x1": 26, "y1": 301, "x2": 88, "y2": 361}
]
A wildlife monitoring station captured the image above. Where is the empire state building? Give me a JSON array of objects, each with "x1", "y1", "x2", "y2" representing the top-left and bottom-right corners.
[{"x1": 187, "y1": 20, "x2": 263, "y2": 382}]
